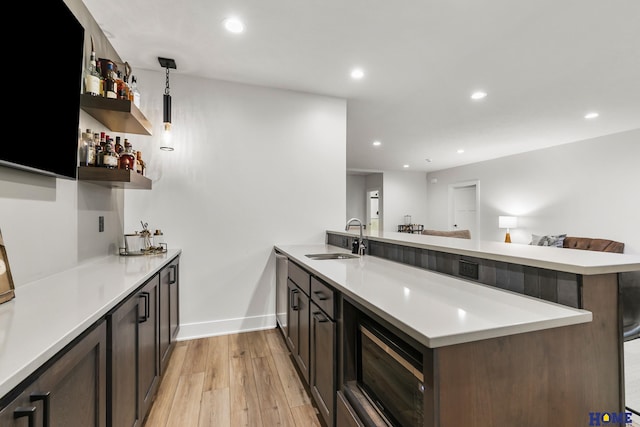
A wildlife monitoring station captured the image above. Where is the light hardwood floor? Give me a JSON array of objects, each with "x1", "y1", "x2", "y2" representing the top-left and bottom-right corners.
[{"x1": 144, "y1": 328, "x2": 323, "y2": 427}]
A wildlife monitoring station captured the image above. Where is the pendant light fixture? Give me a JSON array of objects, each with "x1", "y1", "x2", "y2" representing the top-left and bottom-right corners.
[{"x1": 158, "y1": 57, "x2": 176, "y2": 151}]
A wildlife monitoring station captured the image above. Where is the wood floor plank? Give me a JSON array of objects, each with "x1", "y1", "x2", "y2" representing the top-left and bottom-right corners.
[
  {"x1": 272, "y1": 351, "x2": 312, "y2": 408},
  {"x1": 265, "y1": 327, "x2": 289, "y2": 354},
  {"x1": 166, "y1": 372, "x2": 205, "y2": 427},
  {"x1": 229, "y1": 336, "x2": 263, "y2": 427},
  {"x1": 181, "y1": 337, "x2": 210, "y2": 375},
  {"x1": 244, "y1": 330, "x2": 271, "y2": 358},
  {"x1": 290, "y1": 403, "x2": 323, "y2": 427},
  {"x1": 253, "y1": 356, "x2": 296, "y2": 426},
  {"x1": 146, "y1": 331, "x2": 322, "y2": 427},
  {"x1": 144, "y1": 343, "x2": 188, "y2": 427},
  {"x1": 204, "y1": 334, "x2": 230, "y2": 391},
  {"x1": 198, "y1": 388, "x2": 231, "y2": 427}
]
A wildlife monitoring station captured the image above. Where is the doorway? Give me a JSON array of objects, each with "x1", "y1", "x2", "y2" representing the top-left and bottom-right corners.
[
  {"x1": 448, "y1": 180, "x2": 479, "y2": 239},
  {"x1": 367, "y1": 190, "x2": 380, "y2": 233}
]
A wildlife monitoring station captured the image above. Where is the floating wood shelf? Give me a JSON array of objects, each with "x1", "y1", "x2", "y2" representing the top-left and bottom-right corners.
[
  {"x1": 80, "y1": 94, "x2": 153, "y2": 135},
  {"x1": 77, "y1": 167, "x2": 152, "y2": 189}
]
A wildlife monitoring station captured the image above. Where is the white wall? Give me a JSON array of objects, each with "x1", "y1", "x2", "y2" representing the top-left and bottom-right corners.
[
  {"x1": 124, "y1": 71, "x2": 347, "y2": 339},
  {"x1": 426, "y1": 129, "x2": 640, "y2": 254},
  {"x1": 0, "y1": 0, "x2": 126, "y2": 287},
  {"x1": 346, "y1": 174, "x2": 366, "y2": 222},
  {"x1": 382, "y1": 171, "x2": 428, "y2": 232}
]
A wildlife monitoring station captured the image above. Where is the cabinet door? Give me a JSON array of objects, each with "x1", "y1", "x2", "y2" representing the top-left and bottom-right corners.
[
  {"x1": 108, "y1": 290, "x2": 141, "y2": 427},
  {"x1": 287, "y1": 279, "x2": 310, "y2": 383},
  {"x1": 0, "y1": 321, "x2": 107, "y2": 427},
  {"x1": 286, "y1": 279, "x2": 299, "y2": 355},
  {"x1": 138, "y1": 275, "x2": 160, "y2": 421},
  {"x1": 311, "y1": 302, "x2": 336, "y2": 427},
  {"x1": 160, "y1": 256, "x2": 180, "y2": 375}
]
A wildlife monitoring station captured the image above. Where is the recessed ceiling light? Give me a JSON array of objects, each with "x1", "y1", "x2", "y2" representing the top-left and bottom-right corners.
[
  {"x1": 223, "y1": 17, "x2": 245, "y2": 33},
  {"x1": 372, "y1": 140, "x2": 381, "y2": 146},
  {"x1": 403, "y1": 164, "x2": 410, "y2": 168},
  {"x1": 457, "y1": 149, "x2": 465, "y2": 154},
  {"x1": 351, "y1": 68, "x2": 365, "y2": 79},
  {"x1": 471, "y1": 91, "x2": 487, "y2": 100},
  {"x1": 584, "y1": 112, "x2": 599, "y2": 119}
]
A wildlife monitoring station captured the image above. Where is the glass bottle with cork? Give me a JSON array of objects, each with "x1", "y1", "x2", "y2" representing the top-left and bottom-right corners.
[{"x1": 136, "y1": 150, "x2": 145, "y2": 175}]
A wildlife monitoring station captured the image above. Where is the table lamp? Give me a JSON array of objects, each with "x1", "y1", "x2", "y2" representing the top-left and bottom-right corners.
[{"x1": 499, "y1": 216, "x2": 518, "y2": 243}]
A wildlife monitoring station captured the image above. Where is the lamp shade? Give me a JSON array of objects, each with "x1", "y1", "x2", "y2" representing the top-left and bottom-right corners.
[{"x1": 498, "y1": 216, "x2": 518, "y2": 229}]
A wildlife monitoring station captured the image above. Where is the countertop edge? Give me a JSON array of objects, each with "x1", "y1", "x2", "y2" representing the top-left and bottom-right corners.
[
  {"x1": 327, "y1": 230, "x2": 640, "y2": 275},
  {"x1": 274, "y1": 244, "x2": 592, "y2": 349},
  {"x1": 0, "y1": 249, "x2": 182, "y2": 399}
]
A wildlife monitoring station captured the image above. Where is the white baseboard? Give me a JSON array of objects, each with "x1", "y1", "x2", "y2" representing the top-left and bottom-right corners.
[{"x1": 176, "y1": 314, "x2": 277, "y2": 341}]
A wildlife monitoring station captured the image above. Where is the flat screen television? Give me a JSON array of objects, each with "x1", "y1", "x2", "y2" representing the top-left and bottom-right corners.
[{"x1": 1, "y1": 0, "x2": 84, "y2": 180}]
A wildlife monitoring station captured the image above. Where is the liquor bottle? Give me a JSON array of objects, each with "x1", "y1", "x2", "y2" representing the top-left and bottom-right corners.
[
  {"x1": 136, "y1": 150, "x2": 146, "y2": 175},
  {"x1": 104, "y1": 63, "x2": 117, "y2": 99},
  {"x1": 118, "y1": 140, "x2": 136, "y2": 171},
  {"x1": 118, "y1": 139, "x2": 136, "y2": 170},
  {"x1": 96, "y1": 132, "x2": 107, "y2": 166},
  {"x1": 116, "y1": 71, "x2": 129, "y2": 100},
  {"x1": 84, "y1": 49, "x2": 102, "y2": 97},
  {"x1": 79, "y1": 129, "x2": 96, "y2": 166},
  {"x1": 130, "y1": 75, "x2": 141, "y2": 108},
  {"x1": 102, "y1": 141, "x2": 119, "y2": 169},
  {"x1": 93, "y1": 132, "x2": 101, "y2": 167},
  {"x1": 114, "y1": 136, "x2": 123, "y2": 155}
]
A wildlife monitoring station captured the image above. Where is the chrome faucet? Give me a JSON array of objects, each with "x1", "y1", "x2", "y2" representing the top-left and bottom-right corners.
[{"x1": 345, "y1": 218, "x2": 366, "y2": 256}]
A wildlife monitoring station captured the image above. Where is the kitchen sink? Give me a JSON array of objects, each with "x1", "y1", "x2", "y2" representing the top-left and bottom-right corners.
[{"x1": 305, "y1": 253, "x2": 360, "y2": 260}]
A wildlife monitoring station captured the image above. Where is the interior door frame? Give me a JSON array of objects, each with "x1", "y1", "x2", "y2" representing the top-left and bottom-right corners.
[{"x1": 448, "y1": 180, "x2": 480, "y2": 240}]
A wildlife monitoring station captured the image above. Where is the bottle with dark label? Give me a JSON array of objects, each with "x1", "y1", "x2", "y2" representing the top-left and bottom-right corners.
[
  {"x1": 114, "y1": 136, "x2": 123, "y2": 155},
  {"x1": 104, "y1": 63, "x2": 117, "y2": 99}
]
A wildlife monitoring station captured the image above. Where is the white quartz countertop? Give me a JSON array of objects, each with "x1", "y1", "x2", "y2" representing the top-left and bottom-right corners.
[
  {"x1": 275, "y1": 244, "x2": 592, "y2": 350},
  {"x1": 0, "y1": 249, "x2": 181, "y2": 398},
  {"x1": 328, "y1": 230, "x2": 640, "y2": 275}
]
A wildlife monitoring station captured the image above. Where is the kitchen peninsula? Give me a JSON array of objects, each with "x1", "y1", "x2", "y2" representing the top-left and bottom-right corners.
[{"x1": 275, "y1": 231, "x2": 640, "y2": 427}]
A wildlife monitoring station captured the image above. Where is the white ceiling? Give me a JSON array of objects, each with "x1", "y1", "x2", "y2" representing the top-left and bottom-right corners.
[{"x1": 82, "y1": 0, "x2": 640, "y2": 173}]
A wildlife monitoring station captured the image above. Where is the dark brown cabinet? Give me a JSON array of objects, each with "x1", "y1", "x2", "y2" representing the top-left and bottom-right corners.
[
  {"x1": 108, "y1": 274, "x2": 160, "y2": 427},
  {"x1": 287, "y1": 278, "x2": 310, "y2": 383},
  {"x1": 0, "y1": 320, "x2": 107, "y2": 427},
  {"x1": 310, "y1": 277, "x2": 337, "y2": 427},
  {"x1": 283, "y1": 260, "x2": 338, "y2": 427},
  {"x1": 159, "y1": 255, "x2": 180, "y2": 374}
]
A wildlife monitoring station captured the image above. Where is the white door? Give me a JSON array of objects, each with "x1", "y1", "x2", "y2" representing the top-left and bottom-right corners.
[
  {"x1": 368, "y1": 190, "x2": 379, "y2": 232},
  {"x1": 448, "y1": 181, "x2": 479, "y2": 239}
]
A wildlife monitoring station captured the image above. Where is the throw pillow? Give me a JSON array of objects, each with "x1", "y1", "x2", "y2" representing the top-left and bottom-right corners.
[{"x1": 530, "y1": 233, "x2": 567, "y2": 247}]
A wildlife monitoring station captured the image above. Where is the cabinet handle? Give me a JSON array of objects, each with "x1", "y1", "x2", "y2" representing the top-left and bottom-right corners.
[
  {"x1": 139, "y1": 292, "x2": 150, "y2": 323},
  {"x1": 13, "y1": 407, "x2": 36, "y2": 427},
  {"x1": 291, "y1": 289, "x2": 299, "y2": 310},
  {"x1": 313, "y1": 311, "x2": 328, "y2": 323},
  {"x1": 313, "y1": 291, "x2": 328, "y2": 301},
  {"x1": 169, "y1": 264, "x2": 177, "y2": 284},
  {"x1": 30, "y1": 392, "x2": 50, "y2": 427}
]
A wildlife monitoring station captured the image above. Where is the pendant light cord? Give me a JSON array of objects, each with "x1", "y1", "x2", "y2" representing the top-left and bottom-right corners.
[{"x1": 165, "y1": 67, "x2": 171, "y2": 95}]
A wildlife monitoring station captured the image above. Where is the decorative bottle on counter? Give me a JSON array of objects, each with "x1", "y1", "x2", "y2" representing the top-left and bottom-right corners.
[{"x1": 118, "y1": 140, "x2": 136, "y2": 171}]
